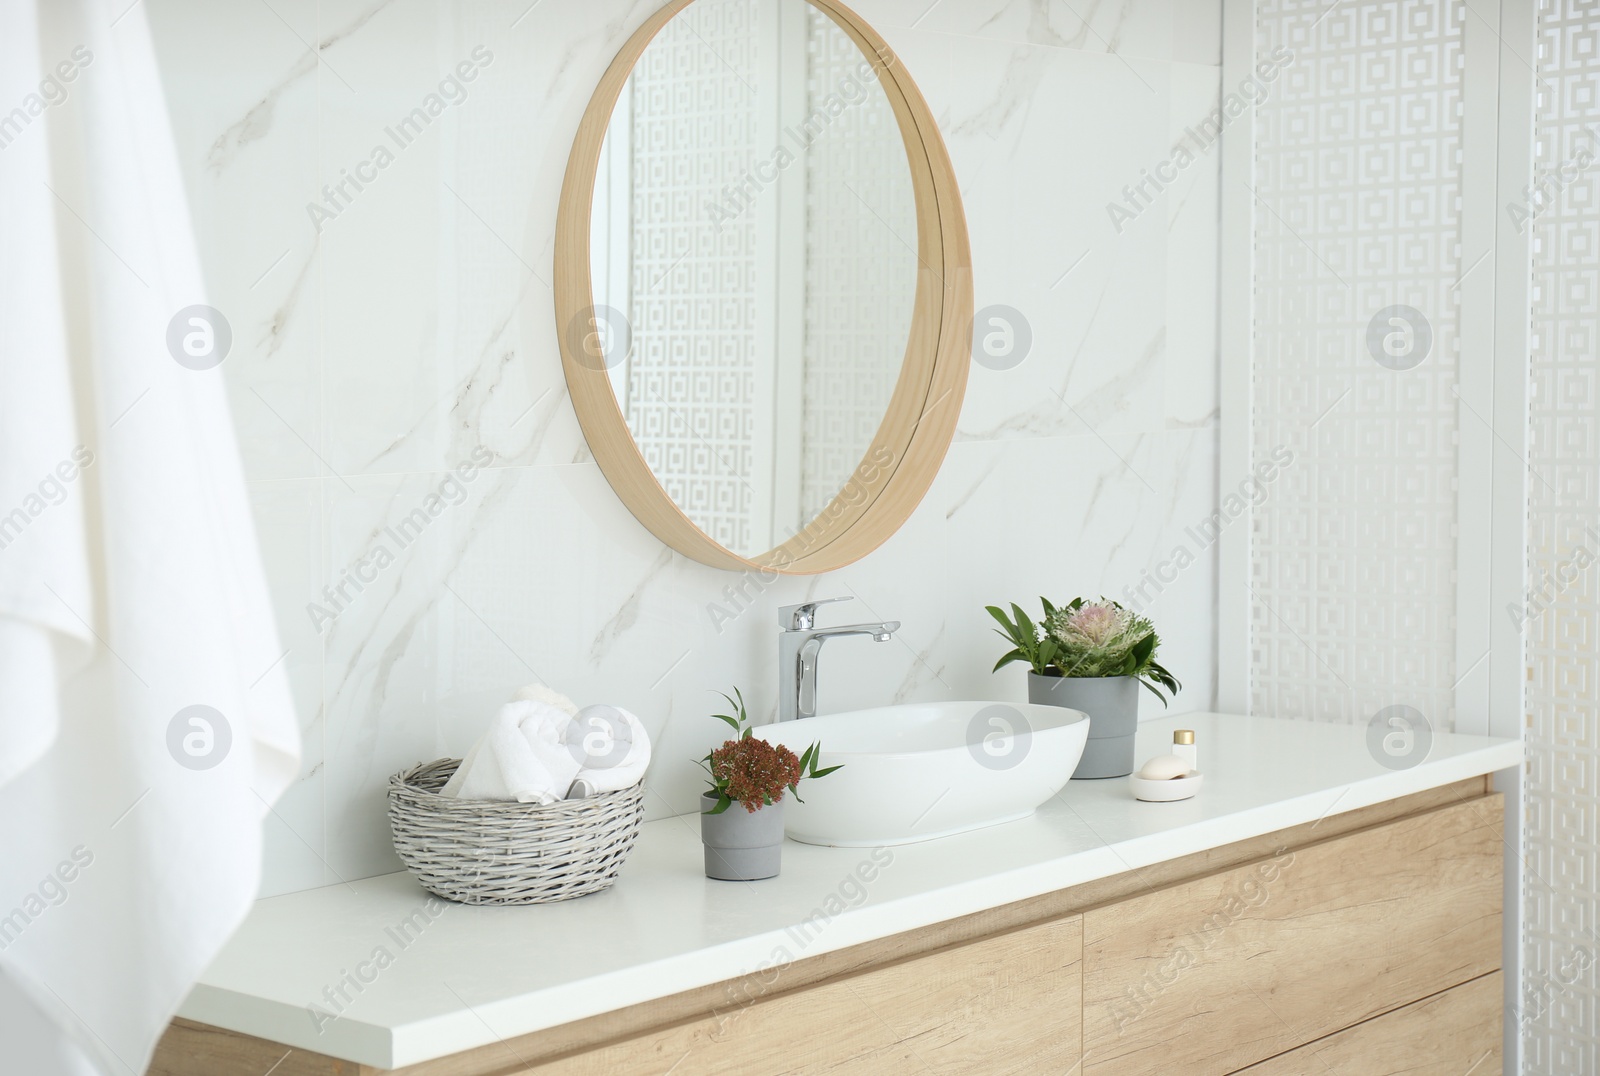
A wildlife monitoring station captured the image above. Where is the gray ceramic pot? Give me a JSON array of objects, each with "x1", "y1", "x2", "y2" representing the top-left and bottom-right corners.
[
  {"x1": 1029, "y1": 673, "x2": 1140, "y2": 779},
  {"x1": 700, "y1": 794, "x2": 785, "y2": 880}
]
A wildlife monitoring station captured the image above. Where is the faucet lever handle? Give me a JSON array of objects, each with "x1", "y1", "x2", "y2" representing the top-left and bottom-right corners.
[{"x1": 779, "y1": 596, "x2": 852, "y2": 630}]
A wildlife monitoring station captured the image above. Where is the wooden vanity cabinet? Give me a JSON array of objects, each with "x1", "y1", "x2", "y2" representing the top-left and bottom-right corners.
[
  {"x1": 153, "y1": 777, "x2": 1503, "y2": 1076},
  {"x1": 1234, "y1": 973, "x2": 1503, "y2": 1076},
  {"x1": 1080, "y1": 788, "x2": 1502, "y2": 1074}
]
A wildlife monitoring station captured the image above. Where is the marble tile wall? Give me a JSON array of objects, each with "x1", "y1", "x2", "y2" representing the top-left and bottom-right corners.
[{"x1": 145, "y1": 0, "x2": 1225, "y2": 894}]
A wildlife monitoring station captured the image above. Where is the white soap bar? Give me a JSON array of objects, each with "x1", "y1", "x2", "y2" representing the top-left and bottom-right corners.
[{"x1": 1137, "y1": 754, "x2": 1192, "y2": 781}]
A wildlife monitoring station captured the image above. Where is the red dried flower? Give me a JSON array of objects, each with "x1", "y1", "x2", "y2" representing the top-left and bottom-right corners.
[
  {"x1": 699, "y1": 688, "x2": 842, "y2": 815},
  {"x1": 709, "y1": 737, "x2": 803, "y2": 812}
]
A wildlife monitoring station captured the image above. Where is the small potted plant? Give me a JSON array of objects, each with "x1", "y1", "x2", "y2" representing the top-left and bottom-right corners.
[
  {"x1": 987, "y1": 597, "x2": 1180, "y2": 779},
  {"x1": 697, "y1": 688, "x2": 840, "y2": 881}
]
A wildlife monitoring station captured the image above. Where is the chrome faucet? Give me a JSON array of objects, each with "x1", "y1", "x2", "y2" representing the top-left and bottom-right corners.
[{"x1": 777, "y1": 597, "x2": 899, "y2": 722}]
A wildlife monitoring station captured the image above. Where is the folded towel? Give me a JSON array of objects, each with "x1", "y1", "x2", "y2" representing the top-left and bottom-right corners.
[
  {"x1": 568, "y1": 704, "x2": 652, "y2": 795},
  {"x1": 440, "y1": 700, "x2": 582, "y2": 804}
]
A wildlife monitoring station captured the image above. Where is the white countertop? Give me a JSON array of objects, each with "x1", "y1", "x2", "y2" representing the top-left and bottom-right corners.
[{"x1": 180, "y1": 712, "x2": 1523, "y2": 1069}]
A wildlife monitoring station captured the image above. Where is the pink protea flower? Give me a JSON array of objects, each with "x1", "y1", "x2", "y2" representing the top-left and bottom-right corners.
[{"x1": 1063, "y1": 601, "x2": 1126, "y2": 646}]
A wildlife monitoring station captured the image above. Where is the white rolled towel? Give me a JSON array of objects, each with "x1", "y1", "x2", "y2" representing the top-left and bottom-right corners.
[
  {"x1": 510, "y1": 682, "x2": 580, "y2": 715},
  {"x1": 440, "y1": 684, "x2": 577, "y2": 800},
  {"x1": 440, "y1": 700, "x2": 582, "y2": 804},
  {"x1": 569, "y1": 704, "x2": 651, "y2": 795}
]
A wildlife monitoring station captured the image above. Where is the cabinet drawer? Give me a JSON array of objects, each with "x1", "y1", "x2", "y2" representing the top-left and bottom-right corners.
[
  {"x1": 1082, "y1": 795, "x2": 1503, "y2": 1075},
  {"x1": 531, "y1": 914, "x2": 1083, "y2": 1075},
  {"x1": 1233, "y1": 971, "x2": 1502, "y2": 1075}
]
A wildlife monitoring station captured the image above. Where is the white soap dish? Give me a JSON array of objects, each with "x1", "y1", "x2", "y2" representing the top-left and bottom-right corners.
[{"x1": 1129, "y1": 771, "x2": 1203, "y2": 802}]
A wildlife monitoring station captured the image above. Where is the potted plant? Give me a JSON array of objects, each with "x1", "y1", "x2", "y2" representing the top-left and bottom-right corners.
[
  {"x1": 987, "y1": 597, "x2": 1181, "y2": 779},
  {"x1": 697, "y1": 689, "x2": 840, "y2": 880}
]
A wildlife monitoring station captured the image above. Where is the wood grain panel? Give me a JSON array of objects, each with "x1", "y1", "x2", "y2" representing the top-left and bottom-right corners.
[
  {"x1": 1234, "y1": 972, "x2": 1502, "y2": 1076},
  {"x1": 1081, "y1": 795, "x2": 1504, "y2": 1076},
  {"x1": 149, "y1": 1017, "x2": 359, "y2": 1076},
  {"x1": 524, "y1": 914, "x2": 1081, "y2": 1075}
]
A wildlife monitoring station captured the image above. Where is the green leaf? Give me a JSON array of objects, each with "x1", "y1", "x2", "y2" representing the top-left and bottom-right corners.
[
  {"x1": 992, "y1": 648, "x2": 1025, "y2": 673},
  {"x1": 713, "y1": 712, "x2": 741, "y2": 732},
  {"x1": 985, "y1": 605, "x2": 1021, "y2": 640},
  {"x1": 809, "y1": 764, "x2": 843, "y2": 779},
  {"x1": 704, "y1": 794, "x2": 734, "y2": 815},
  {"x1": 1040, "y1": 596, "x2": 1057, "y2": 618},
  {"x1": 1150, "y1": 660, "x2": 1181, "y2": 692},
  {"x1": 1012, "y1": 603, "x2": 1037, "y2": 643},
  {"x1": 1138, "y1": 677, "x2": 1171, "y2": 708}
]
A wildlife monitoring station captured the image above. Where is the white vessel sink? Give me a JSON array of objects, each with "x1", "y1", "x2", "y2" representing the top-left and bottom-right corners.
[{"x1": 750, "y1": 701, "x2": 1089, "y2": 847}]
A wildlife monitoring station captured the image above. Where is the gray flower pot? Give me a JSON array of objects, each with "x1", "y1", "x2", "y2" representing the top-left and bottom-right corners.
[
  {"x1": 700, "y1": 794, "x2": 785, "y2": 880},
  {"x1": 1029, "y1": 673, "x2": 1139, "y2": 779}
]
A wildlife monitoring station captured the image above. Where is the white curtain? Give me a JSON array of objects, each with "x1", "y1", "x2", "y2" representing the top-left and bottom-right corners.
[{"x1": 0, "y1": 0, "x2": 300, "y2": 1072}]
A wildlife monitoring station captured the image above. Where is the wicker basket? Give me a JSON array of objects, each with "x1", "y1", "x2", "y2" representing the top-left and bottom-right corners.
[{"x1": 388, "y1": 758, "x2": 646, "y2": 905}]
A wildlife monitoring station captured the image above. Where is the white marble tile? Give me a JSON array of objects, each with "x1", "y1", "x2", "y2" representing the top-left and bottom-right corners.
[
  {"x1": 881, "y1": 32, "x2": 1175, "y2": 444},
  {"x1": 1173, "y1": 0, "x2": 1223, "y2": 66},
  {"x1": 844, "y1": 0, "x2": 959, "y2": 34},
  {"x1": 936, "y1": 0, "x2": 1178, "y2": 63},
  {"x1": 1165, "y1": 62, "x2": 1222, "y2": 431},
  {"x1": 246, "y1": 480, "x2": 335, "y2": 895},
  {"x1": 312, "y1": 1, "x2": 462, "y2": 479},
  {"x1": 148, "y1": 0, "x2": 325, "y2": 483},
  {"x1": 311, "y1": 0, "x2": 647, "y2": 478}
]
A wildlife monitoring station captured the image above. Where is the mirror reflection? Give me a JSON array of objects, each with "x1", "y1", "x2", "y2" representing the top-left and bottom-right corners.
[{"x1": 587, "y1": 0, "x2": 918, "y2": 558}]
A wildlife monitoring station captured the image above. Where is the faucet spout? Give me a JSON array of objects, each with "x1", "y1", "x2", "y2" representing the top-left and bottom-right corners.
[{"x1": 777, "y1": 599, "x2": 898, "y2": 722}]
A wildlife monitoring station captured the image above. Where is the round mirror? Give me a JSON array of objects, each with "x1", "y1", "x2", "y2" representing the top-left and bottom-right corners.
[{"x1": 555, "y1": 0, "x2": 971, "y2": 573}]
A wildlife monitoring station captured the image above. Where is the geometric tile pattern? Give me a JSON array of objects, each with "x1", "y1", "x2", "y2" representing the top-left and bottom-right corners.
[
  {"x1": 625, "y1": 0, "x2": 761, "y2": 553},
  {"x1": 619, "y1": 2, "x2": 918, "y2": 550},
  {"x1": 1249, "y1": 0, "x2": 1464, "y2": 736},
  {"x1": 1524, "y1": 3, "x2": 1600, "y2": 1070},
  {"x1": 799, "y1": 8, "x2": 917, "y2": 524}
]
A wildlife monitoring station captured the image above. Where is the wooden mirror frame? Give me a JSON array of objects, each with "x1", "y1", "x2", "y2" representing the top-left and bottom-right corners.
[{"x1": 554, "y1": 0, "x2": 972, "y2": 574}]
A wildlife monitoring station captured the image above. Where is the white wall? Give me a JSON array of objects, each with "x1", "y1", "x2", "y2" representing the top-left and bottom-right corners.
[{"x1": 145, "y1": 0, "x2": 1225, "y2": 896}]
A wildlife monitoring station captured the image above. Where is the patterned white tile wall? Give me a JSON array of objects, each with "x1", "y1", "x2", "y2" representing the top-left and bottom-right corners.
[
  {"x1": 799, "y1": 7, "x2": 916, "y2": 523},
  {"x1": 625, "y1": 0, "x2": 760, "y2": 554},
  {"x1": 1524, "y1": 2, "x2": 1600, "y2": 1070},
  {"x1": 1249, "y1": 0, "x2": 1464, "y2": 733}
]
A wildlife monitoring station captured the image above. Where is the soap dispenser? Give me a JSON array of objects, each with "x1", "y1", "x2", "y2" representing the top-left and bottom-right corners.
[{"x1": 1173, "y1": 729, "x2": 1197, "y2": 773}]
